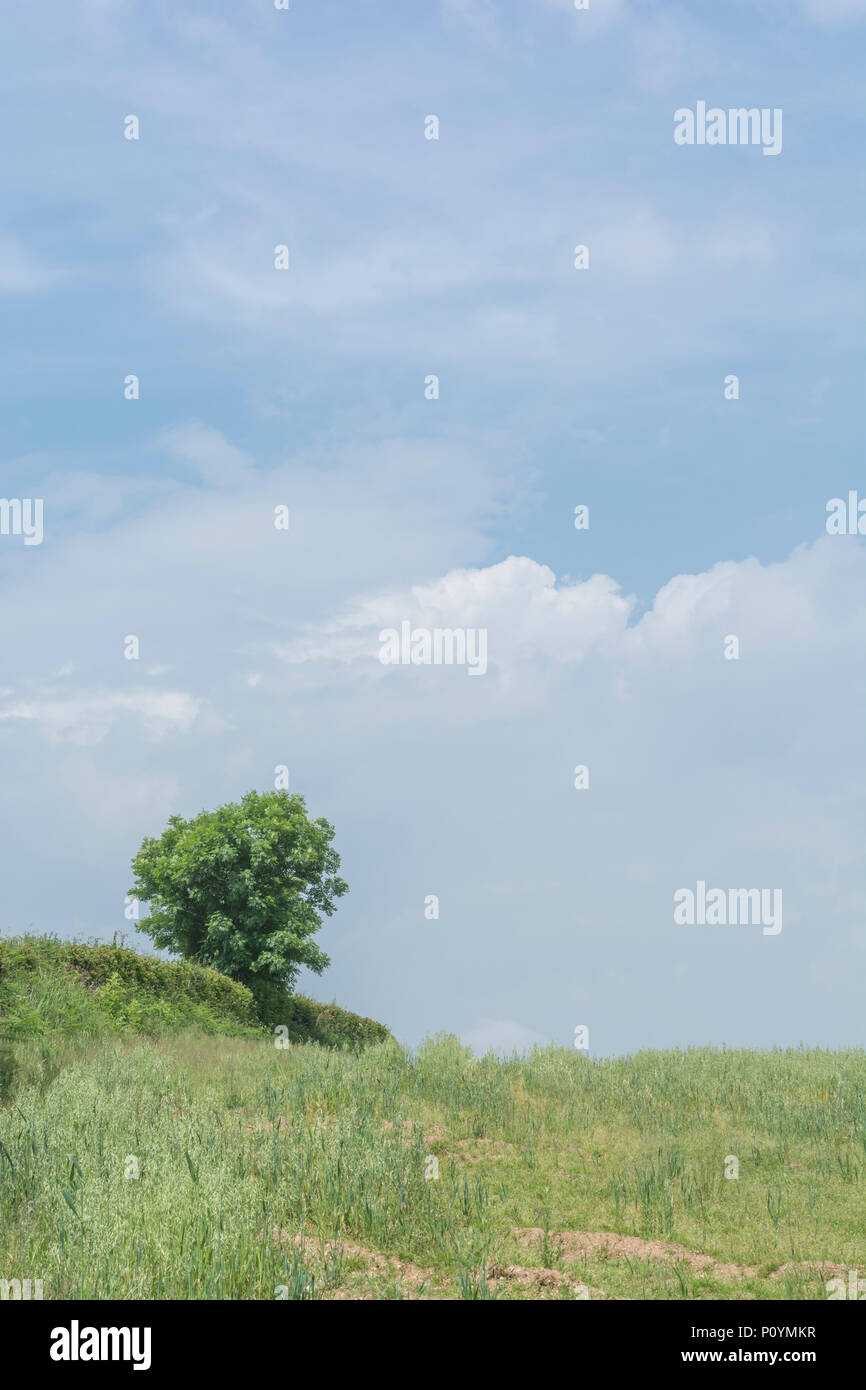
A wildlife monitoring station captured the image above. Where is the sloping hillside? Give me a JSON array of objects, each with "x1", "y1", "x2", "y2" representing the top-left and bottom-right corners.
[
  {"x1": 0, "y1": 1026, "x2": 863, "y2": 1300},
  {"x1": 0, "y1": 935, "x2": 389, "y2": 1053}
]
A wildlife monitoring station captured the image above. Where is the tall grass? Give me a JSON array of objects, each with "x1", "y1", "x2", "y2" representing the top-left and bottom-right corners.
[{"x1": 1, "y1": 1032, "x2": 864, "y2": 1299}]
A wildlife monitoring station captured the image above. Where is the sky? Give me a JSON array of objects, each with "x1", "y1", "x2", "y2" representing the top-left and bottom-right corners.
[{"x1": 0, "y1": 0, "x2": 864, "y2": 1055}]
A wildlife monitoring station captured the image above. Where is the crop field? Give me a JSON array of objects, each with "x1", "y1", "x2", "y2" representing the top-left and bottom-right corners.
[{"x1": 2, "y1": 1029, "x2": 864, "y2": 1301}]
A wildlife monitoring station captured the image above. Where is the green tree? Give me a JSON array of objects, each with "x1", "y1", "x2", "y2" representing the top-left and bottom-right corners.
[{"x1": 129, "y1": 790, "x2": 348, "y2": 1006}]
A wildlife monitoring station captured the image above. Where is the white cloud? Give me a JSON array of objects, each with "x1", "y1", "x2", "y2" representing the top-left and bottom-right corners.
[
  {"x1": 0, "y1": 0, "x2": 861, "y2": 1057},
  {"x1": 159, "y1": 422, "x2": 254, "y2": 490},
  {"x1": 0, "y1": 235, "x2": 65, "y2": 293},
  {"x1": 0, "y1": 691, "x2": 200, "y2": 744},
  {"x1": 277, "y1": 556, "x2": 633, "y2": 674},
  {"x1": 528, "y1": 0, "x2": 628, "y2": 32},
  {"x1": 462, "y1": 1017, "x2": 550, "y2": 1056},
  {"x1": 440, "y1": 0, "x2": 500, "y2": 42},
  {"x1": 795, "y1": 0, "x2": 866, "y2": 21},
  {"x1": 0, "y1": 464, "x2": 862, "y2": 1050},
  {"x1": 276, "y1": 541, "x2": 861, "y2": 691}
]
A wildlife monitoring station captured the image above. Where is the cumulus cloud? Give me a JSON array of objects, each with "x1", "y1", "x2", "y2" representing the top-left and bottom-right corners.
[
  {"x1": 0, "y1": 468, "x2": 863, "y2": 1050},
  {"x1": 276, "y1": 540, "x2": 864, "y2": 700},
  {"x1": 0, "y1": 0, "x2": 861, "y2": 1054},
  {"x1": 277, "y1": 557, "x2": 633, "y2": 674}
]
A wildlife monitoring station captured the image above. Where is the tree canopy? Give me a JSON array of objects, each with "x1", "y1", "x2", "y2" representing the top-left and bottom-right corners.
[{"x1": 130, "y1": 790, "x2": 348, "y2": 1002}]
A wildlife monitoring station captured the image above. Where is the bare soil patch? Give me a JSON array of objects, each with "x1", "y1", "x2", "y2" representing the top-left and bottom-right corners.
[{"x1": 512, "y1": 1227, "x2": 848, "y2": 1284}]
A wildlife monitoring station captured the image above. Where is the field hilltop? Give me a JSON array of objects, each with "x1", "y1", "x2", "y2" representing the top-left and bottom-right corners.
[{"x1": 0, "y1": 936, "x2": 863, "y2": 1301}]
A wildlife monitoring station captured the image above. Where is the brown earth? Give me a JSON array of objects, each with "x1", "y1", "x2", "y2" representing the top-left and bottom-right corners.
[{"x1": 513, "y1": 1227, "x2": 848, "y2": 1284}]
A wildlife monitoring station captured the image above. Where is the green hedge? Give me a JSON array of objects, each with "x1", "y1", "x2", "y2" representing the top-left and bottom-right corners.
[
  {"x1": 277, "y1": 993, "x2": 391, "y2": 1048},
  {"x1": 0, "y1": 936, "x2": 390, "y2": 1050},
  {"x1": 61, "y1": 942, "x2": 259, "y2": 1028}
]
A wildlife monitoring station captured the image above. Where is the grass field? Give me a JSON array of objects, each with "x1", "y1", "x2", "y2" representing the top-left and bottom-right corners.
[{"x1": 2, "y1": 1018, "x2": 865, "y2": 1300}]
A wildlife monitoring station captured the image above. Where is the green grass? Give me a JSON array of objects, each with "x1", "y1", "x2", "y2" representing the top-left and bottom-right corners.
[
  {"x1": 0, "y1": 995, "x2": 864, "y2": 1299},
  {"x1": 0, "y1": 935, "x2": 390, "y2": 1060}
]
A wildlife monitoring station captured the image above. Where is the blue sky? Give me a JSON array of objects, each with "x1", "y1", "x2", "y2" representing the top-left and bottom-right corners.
[{"x1": 0, "y1": 0, "x2": 864, "y2": 1054}]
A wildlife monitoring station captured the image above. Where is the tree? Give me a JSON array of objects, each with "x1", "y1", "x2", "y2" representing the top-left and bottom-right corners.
[{"x1": 129, "y1": 790, "x2": 348, "y2": 1005}]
